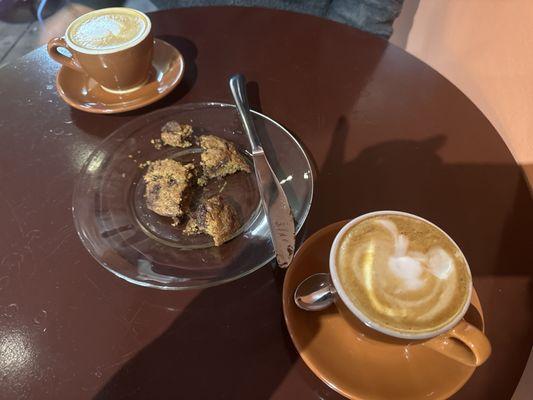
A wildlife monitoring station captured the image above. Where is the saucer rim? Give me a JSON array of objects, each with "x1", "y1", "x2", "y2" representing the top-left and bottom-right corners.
[
  {"x1": 282, "y1": 220, "x2": 480, "y2": 400},
  {"x1": 55, "y1": 38, "x2": 184, "y2": 114}
]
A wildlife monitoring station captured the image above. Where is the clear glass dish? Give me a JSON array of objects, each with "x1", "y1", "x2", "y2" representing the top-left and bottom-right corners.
[{"x1": 73, "y1": 103, "x2": 314, "y2": 290}]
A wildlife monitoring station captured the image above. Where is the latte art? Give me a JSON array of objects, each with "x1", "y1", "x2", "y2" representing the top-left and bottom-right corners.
[
  {"x1": 336, "y1": 215, "x2": 470, "y2": 335},
  {"x1": 378, "y1": 219, "x2": 453, "y2": 289}
]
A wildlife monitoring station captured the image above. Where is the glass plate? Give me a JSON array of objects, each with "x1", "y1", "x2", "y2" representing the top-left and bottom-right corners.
[{"x1": 73, "y1": 103, "x2": 314, "y2": 290}]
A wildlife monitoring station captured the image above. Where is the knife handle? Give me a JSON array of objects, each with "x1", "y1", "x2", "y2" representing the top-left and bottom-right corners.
[{"x1": 229, "y1": 74, "x2": 261, "y2": 153}]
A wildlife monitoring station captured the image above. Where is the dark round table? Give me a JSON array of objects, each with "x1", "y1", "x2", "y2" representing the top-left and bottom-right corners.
[{"x1": 0, "y1": 7, "x2": 531, "y2": 400}]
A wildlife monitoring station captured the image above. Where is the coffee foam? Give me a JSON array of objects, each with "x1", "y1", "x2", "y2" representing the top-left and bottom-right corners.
[
  {"x1": 68, "y1": 9, "x2": 148, "y2": 52},
  {"x1": 336, "y1": 215, "x2": 470, "y2": 335}
]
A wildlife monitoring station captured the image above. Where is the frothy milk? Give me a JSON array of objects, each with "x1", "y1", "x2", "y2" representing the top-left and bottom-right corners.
[
  {"x1": 335, "y1": 214, "x2": 470, "y2": 335},
  {"x1": 67, "y1": 9, "x2": 149, "y2": 52}
]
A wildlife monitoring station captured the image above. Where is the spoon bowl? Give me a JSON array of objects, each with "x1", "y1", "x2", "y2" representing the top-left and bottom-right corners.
[{"x1": 294, "y1": 272, "x2": 335, "y2": 311}]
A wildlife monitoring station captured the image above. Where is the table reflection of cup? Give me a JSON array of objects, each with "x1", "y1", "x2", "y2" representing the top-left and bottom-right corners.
[
  {"x1": 47, "y1": 7, "x2": 153, "y2": 93},
  {"x1": 298, "y1": 211, "x2": 491, "y2": 367}
]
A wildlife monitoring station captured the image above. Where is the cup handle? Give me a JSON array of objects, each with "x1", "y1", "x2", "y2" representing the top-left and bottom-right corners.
[
  {"x1": 422, "y1": 319, "x2": 491, "y2": 367},
  {"x1": 47, "y1": 37, "x2": 83, "y2": 72}
]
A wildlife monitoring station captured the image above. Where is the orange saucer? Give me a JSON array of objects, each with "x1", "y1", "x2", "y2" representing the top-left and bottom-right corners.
[
  {"x1": 56, "y1": 39, "x2": 184, "y2": 114},
  {"x1": 283, "y1": 221, "x2": 485, "y2": 400}
]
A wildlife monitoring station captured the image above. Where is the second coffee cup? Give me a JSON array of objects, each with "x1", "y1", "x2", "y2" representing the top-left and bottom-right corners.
[{"x1": 47, "y1": 7, "x2": 154, "y2": 93}]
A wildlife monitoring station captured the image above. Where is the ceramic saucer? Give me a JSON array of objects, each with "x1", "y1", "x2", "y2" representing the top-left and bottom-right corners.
[
  {"x1": 283, "y1": 221, "x2": 485, "y2": 400},
  {"x1": 56, "y1": 39, "x2": 184, "y2": 114}
]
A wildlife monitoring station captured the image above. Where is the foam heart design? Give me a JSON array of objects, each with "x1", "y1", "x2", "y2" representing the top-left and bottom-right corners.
[{"x1": 377, "y1": 220, "x2": 454, "y2": 289}]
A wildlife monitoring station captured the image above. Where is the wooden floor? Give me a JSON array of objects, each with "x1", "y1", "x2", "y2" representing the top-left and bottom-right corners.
[
  {"x1": 0, "y1": 0, "x2": 156, "y2": 68},
  {"x1": 0, "y1": 16, "x2": 39, "y2": 67}
]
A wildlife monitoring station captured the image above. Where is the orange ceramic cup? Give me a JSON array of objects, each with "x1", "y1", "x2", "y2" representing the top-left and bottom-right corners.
[
  {"x1": 47, "y1": 7, "x2": 154, "y2": 94},
  {"x1": 300, "y1": 211, "x2": 491, "y2": 367}
]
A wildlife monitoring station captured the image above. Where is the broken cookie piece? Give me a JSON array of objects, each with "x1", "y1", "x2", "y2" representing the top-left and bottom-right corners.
[
  {"x1": 143, "y1": 159, "x2": 194, "y2": 219},
  {"x1": 198, "y1": 135, "x2": 251, "y2": 184},
  {"x1": 184, "y1": 195, "x2": 240, "y2": 246},
  {"x1": 160, "y1": 121, "x2": 193, "y2": 148}
]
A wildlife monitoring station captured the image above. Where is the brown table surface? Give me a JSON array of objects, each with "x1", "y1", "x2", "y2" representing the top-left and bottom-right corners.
[{"x1": 0, "y1": 6, "x2": 531, "y2": 400}]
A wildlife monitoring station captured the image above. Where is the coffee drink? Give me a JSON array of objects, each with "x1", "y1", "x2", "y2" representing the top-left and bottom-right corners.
[
  {"x1": 335, "y1": 214, "x2": 471, "y2": 336},
  {"x1": 48, "y1": 7, "x2": 153, "y2": 93},
  {"x1": 67, "y1": 8, "x2": 149, "y2": 52}
]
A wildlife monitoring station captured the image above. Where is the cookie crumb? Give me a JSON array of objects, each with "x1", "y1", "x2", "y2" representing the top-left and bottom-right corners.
[
  {"x1": 150, "y1": 138, "x2": 163, "y2": 150},
  {"x1": 160, "y1": 121, "x2": 193, "y2": 148},
  {"x1": 218, "y1": 180, "x2": 228, "y2": 194},
  {"x1": 138, "y1": 160, "x2": 152, "y2": 169}
]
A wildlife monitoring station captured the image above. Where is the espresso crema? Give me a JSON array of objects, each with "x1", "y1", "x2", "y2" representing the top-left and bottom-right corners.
[{"x1": 67, "y1": 8, "x2": 149, "y2": 52}]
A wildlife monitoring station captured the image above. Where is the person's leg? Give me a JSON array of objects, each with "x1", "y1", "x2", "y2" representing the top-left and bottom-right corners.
[
  {"x1": 151, "y1": 0, "x2": 329, "y2": 16},
  {"x1": 328, "y1": 0, "x2": 404, "y2": 38},
  {"x1": 149, "y1": 0, "x2": 405, "y2": 38}
]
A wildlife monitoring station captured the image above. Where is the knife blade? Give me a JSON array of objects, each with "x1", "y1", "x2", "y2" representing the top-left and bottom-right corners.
[{"x1": 229, "y1": 74, "x2": 295, "y2": 268}]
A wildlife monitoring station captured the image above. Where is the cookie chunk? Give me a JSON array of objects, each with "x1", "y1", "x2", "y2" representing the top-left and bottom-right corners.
[
  {"x1": 184, "y1": 195, "x2": 240, "y2": 246},
  {"x1": 143, "y1": 159, "x2": 194, "y2": 219},
  {"x1": 160, "y1": 121, "x2": 193, "y2": 148},
  {"x1": 198, "y1": 135, "x2": 251, "y2": 184}
]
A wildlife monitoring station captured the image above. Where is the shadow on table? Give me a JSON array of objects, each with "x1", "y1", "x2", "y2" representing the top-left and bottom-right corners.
[
  {"x1": 94, "y1": 114, "x2": 532, "y2": 400},
  {"x1": 307, "y1": 117, "x2": 533, "y2": 279},
  {"x1": 93, "y1": 263, "x2": 293, "y2": 399},
  {"x1": 138, "y1": 35, "x2": 199, "y2": 111}
]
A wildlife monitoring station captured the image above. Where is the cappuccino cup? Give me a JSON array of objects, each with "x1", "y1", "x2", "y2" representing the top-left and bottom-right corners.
[
  {"x1": 47, "y1": 7, "x2": 153, "y2": 93},
  {"x1": 296, "y1": 211, "x2": 491, "y2": 367}
]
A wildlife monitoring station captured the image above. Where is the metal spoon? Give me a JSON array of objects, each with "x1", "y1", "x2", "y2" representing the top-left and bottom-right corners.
[{"x1": 294, "y1": 273, "x2": 336, "y2": 311}]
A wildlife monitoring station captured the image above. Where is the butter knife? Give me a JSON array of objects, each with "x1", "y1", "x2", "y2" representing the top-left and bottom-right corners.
[{"x1": 229, "y1": 74, "x2": 295, "y2": 268}]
